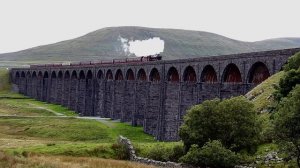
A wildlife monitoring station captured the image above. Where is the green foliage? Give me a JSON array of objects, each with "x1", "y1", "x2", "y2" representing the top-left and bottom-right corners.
[
  {"x1": 179, "y1": 96, "x2": 262, "y2": 152},
  {"x1": 179, "y1": 140, "x2": 240, "y2": 168},
  {"x1": 274, "y1": 85, "x2": 300, "y2": 166},
  {"x1": 0, "y1": 68, "x2": 10, "y2": 92},
  {"x1": 283, "y1": 52, "x2": 300, "y2": 71},
  {"x1": 274, "y1": 69, "x2": 300, "y2": 101},
  {"x1": 141, "y1": 144, "x2": 185, "y2": 162},
  {"x1": 111, "y1": 143, "x2": 130, "y2": 160}
]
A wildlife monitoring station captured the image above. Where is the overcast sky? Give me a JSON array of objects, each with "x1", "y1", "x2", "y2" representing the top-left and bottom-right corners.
[{"x1": 0, "y1": 0, "x2": 299, "y2": 54}]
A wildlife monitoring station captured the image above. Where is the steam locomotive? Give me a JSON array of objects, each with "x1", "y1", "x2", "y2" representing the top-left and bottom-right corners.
[{"x1": 30, "y1": 54, "x2": 162, "y2": 68}]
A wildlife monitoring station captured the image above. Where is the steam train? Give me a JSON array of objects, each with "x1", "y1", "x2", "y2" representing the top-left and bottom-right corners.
[{"x1": 30, "y1": 54, "x2": 162, "y2": 68}]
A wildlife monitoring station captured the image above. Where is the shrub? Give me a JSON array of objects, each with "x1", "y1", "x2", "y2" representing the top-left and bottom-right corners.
[
  {"x1": 179, "y1": 96, "x2": 261, "y2": 152},
  {"x1": 179, "y1": 140, "x2": 240, "y2": 168},
  {"x1": 283, "y1": 52, "x2": 300, "y2": 71},
  {"x1": 111, "y1": 143, "x2": 130, "y2": 160}
]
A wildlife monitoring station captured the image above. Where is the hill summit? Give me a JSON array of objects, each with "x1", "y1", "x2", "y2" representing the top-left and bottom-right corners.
[{"x1": 1, "y1": 26, "x2": 300, "y2": 66}]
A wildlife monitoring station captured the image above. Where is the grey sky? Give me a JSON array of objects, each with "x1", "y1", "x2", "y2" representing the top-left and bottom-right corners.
[{"x1": 0, "y1": 0, "x2": 299, "y2": 54}]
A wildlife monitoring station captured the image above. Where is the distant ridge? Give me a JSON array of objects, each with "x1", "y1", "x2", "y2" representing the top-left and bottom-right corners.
[{"x1": 1, "y1": 26, "x2": 300, "y2": 67}]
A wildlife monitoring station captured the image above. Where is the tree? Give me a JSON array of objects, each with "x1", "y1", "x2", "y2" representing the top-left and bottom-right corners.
[
  {"x1": 274, "y1": 69, "x2": 300, "y2": 101},
  {"x1": 274, "y1": 84, "x2": 300, "y2": 167},
  {"x1": 179, "y1": 140, "x2": 240, "y2": 168},
  {"x1": 179, "y1": 96, "x2": 261, "y2": 152},
  {"x1": 283, "y1": 52, "x2": 300, "y2": 72}
]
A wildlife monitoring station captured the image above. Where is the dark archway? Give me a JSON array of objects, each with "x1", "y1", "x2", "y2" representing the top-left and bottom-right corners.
[
  {"x1": 71, "y1": 71, "x2": 77, "y2": 79},
  {"x1": 32, "y1": 71, "x2": 37, "y2": 78},
  {"x1": 26, "y1": 71, "x2": 31, "y2": 78},
  {"x1": 15, "y1": 72, "x2": 20, "y2": 78},
  {"x1": 222, "y1": 63, "x2": 242, "y2": 83},
  {"x1": 79, "y1": 70, "x2": 85, "y2": 79},
  {"x1": 183, "y1": 66, "x2": 196, "y2": 82},
  {"x1": 126, "y1": 69, "x2": 135, "y2": 80},
  {"x1": 115, "y1": 69, "x2": 124, "y2": 80},
  {"x1": 58, "y1": 71, "x2": 63, "y2": 79},
  {"x1": 64, "y1": 71, "x2": 70, "y2": 79},
  {"x1": 248, "y1": 62, "x2": 270, "y2": 84},
  {"x1": 21, "y1": 71, "x2": 26, "y2": 78},
  {"x1": 150, "y1": 68, "x2": 160, "y2": 82},
  {"x1": 137, "y1": 69, "x2": 147, "y2": 81},
  {"x1": 167, "y1": 67, "x2": 179, "y2": 82},
  {"x1": 87, "y1": 70, "x2": 93, "y2": 79},
  {"x1": 51, "y1": 71, "x2": 56, "y2": 78},
  {"x1": 38, "y1": 71, "x2": 43, "y2": 79},
  {"x1": 43, "y1": 71, "x2": 48, "y2": 78},
  {"x1": 106, "y1": 70, "x2": 113, "y2": 80},
  {"x1": 201, "y1": 65, "x2": 217, "y2": 83},
  {"x1": 97, "y1": 70, "x2": 103, "y2": 79}
]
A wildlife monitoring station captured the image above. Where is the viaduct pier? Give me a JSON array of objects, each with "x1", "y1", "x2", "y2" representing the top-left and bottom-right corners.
[{"x1": 10, "y1": 48, "x2": 300, "y2": 141}]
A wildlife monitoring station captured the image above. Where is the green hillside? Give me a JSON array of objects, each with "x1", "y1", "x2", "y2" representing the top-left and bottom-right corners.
[{"x1": 1, "y1": 26, "x2": 300, "y2": 67}]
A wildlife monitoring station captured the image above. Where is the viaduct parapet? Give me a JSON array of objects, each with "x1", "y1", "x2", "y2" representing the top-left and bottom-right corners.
[{"x1": 10, "y1": 48, "x2": 300, "y2": 141}]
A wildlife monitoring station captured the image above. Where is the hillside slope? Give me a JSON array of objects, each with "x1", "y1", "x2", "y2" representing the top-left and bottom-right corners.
[{"x1": 1, "y1": 26, "x2": 300, "y2": 67}]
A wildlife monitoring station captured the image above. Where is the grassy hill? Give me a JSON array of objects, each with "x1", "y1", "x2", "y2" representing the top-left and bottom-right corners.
[{"x1": 1, "y1": 26, "x2": 300, "y2": 67}]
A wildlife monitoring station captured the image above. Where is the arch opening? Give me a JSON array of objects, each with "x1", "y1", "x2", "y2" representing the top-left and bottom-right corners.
[
  {"x1": 71, "y1": 71, "x2": 77, "y2": 79},
  {"x1": 222, "y1": 63, "x2": 242, "y2": 83},
  {"x1": 26, "y1": 71, "x2": 31, "y2": 78},
  {"x1": 38, "y1": 71, "x2": 43, "y2": 79},
  {"x1": 64, "y1": 71, "x2": 70, "y2": 79},
  {"x1": 137, "y1": 69, "x2": 147, "y2": 81},
  {"x1": 201, "y1": 65, "x2": 217, "y2": 83},
  {"x1": 248, "y1": 62, "x2": 270, "y2": 84},
  {"x1": 106, "y1": 70, "x2": 113, "y2": 80},
  {"x1": 43, "y1": 71, "x2": 48, "y2": 78},
  {"x1": 21, "y1": 71, "x2": 26, "y2": 78},
  {"x1": 32, "y1": 71, "x2": 37, "y2": 78},
  {"x1": 15, "y1": 72, "x2": 20, "y2": 78},
  {"x1": 79, "y1": 71, "x2": 85, "y2": 79},
  {"x1": 115, "y1": 69, "x2": 124, "y2": 80},
  {"x1": 150, "y1": 68, "x2": 160, "y2": 82},
  {"x1": 87, "y1": 70, "x2": 93, "y2": 79},
  {"x1": 167, "y1": 67, "x2": 179, "y2": 82},
  {"x1": 126, "y1": 69, "x2": 135, "y2": 80},
  {"x1": 97, "y1": 70, "x2": 103, "y2": 79},
  {"x1": 183, "y1": 66, "x2": 196, "y2": 82},
  {"x1": 51, "y1": 71, "x2": 57, "y2": 79},
  {"x1": 58, "y1": 71, "x2": 63, "y2": 79}
]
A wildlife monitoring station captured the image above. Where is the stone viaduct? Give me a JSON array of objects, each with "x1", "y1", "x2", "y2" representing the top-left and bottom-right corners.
[{"x1": 10, "y1": 48, "x2": 300, "y2": 141}]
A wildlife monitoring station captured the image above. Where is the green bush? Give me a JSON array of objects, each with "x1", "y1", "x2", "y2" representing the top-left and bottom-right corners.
[
  {"x1": 283, "y1": 52, "x2": 300, "y2": 71},
  {"x1": 141, "y1": 144, "x2": 185, "y2": 162},
  {"x1": 111, "y1": 143, "x2": 130, "y2": 160},
  {"x1": 179, "y1": 96, "x2": 261, "y2": 152},
  {"x1": 179, "y1": 140, "x2": 240, "y2": 168}
]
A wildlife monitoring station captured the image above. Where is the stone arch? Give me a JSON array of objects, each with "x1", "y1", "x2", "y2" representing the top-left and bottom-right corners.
[
  {"x1": 26, "y1": 71, "x2": 31, "y2": 78},
  {"x1": 126, "y1": 69, "x2": 135, "y2": 80},
  {"x1": 183, "y1": 66, "x2": 196, "y2": 82},
  {"x1": 58, "y1": 71, "x2": 63, "y2": 79},
  {"x1": 149, "y1": 68, "x2": 160, "y2": 82},
  {"x1": 51, "y1": 71, "x2": 57, "y2": 78},
  {"x1": 43, "y1": 71, "x2": 49, "y2": 78},
  {"x1": 21, "y1": 71, "x2": 26, "y2": 78},
  {"x1": 71, "y1": 71, "x2": 77, "y2": 79},
  {"x1": 137, "y1": 68, "x2": 147, "y2": 81},
  {"x1": 15, "y1": 71, "x2": 20, "y2": 78},
  {"x1": 106, "y1": 70, "x2": 113, "y2": 80},
  {"x1": 248, "y1": 62, "x2": 270, "y2": 84},
  {"x1": 97, "y1": 70, "x2": 103, "y2": 79},
  {"x1": 38, "y1": 71, "x2": 43, "y2": 79},
  {"x1": 201, "y1": 65, "x2": 217, "y2": 83},
  {"x1": 64, "y1": 71, "x2": 70, "y2": 79},
  {"x1": 167, "y1": 67, "x2": 179, "y2": 82},
  {"x1": 86, "y1": 70, "x2": 93, "y2": 79},
  {"x1": 79, "y1": 70, "x2": 85, "y2": 79},
  {"x1": 32, "y1": 71, "x2": 37, "y2": 78},
  {"x1": 115, "y1": 69, "x2": 124, "y2": 80},
  {"x1": 222, "y1": 63, "x2": 242, "y2": 83}
]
